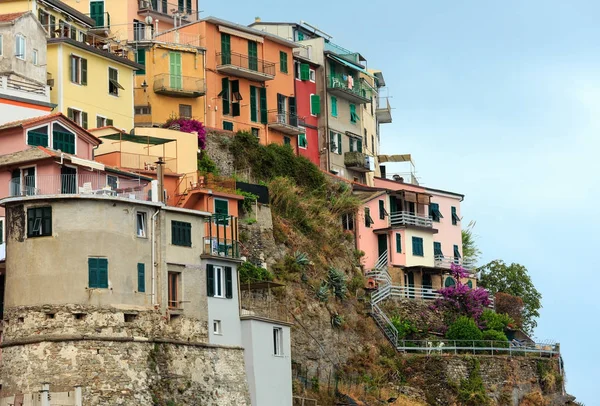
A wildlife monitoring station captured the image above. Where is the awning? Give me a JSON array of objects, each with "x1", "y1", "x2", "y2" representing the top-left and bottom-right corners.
[
  {"x1": 70, "y1": 156, "x2": 105, "y2": 171},
  {"x1": 326, "y1": 54, "x2": 373, "y2": 76},
  {"x1": 378, "y1": 154, "x2": 413, "y2": 164},
  {"x1": 100, "y1": 133, "x2": 176, "y2": 146}
]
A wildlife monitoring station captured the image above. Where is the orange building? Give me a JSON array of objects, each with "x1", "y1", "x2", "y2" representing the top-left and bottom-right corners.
[{"x1": 178, "y1": 17, "x2": 303, "y2": 147}]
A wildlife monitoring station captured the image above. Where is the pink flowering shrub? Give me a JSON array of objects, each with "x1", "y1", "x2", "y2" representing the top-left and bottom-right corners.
[
  {"x1": 163, "y1": 117, "x2": 207, "y2": 150},
  {"x1": 430, "y1": 263, "x2": 491, "y2": 326}
]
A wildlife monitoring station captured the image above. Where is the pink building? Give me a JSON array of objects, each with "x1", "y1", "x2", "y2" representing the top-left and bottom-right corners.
[{"x1": 353, "y1": 176, "x2": 475, "y2": 298}]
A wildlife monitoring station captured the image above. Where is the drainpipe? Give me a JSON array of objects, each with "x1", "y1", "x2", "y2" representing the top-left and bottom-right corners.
[{"x1": 151, "y1": 208, "x2": 159, "y2": 306}]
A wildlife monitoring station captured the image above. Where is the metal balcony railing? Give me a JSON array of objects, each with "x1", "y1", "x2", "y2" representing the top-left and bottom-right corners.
[
  {"x1": 153, "y1": 74, "x2": 206, "y2": 97},
  {"x1": 216, "y1": 52, "x2": 276, "y2": 77},
  {"x1": 9, "y1": 175, "x2": 152, "y2": 201},
  {"x1": 434, "y1": 255, "x2": 476, "y2": 272},
  {"x1": 267, "y1": 110, "x2": 299, "y2": 127},
  {"x1": 85, "y1": 11, "x2": 111, "y2": 29},
  {"x1": 327, "y1": 74, "x2": 371, "y2": 102},
  {"x1": 389, "y1": 211, "x2": 433, "y2": 228},
  {"x1": 204, "y1": 214, "x2": 240, "y2": 259},
  {"x1": 324, "y1": 41, "x2": 362, "y2": 65},
  {"x1": 138, "y1": 0, "x2": 196, "y2": 18}
]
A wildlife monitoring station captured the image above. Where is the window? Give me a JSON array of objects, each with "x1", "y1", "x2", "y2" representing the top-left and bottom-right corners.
[
  {"x1": 171, "y1": 220, "x2": 191, "y2": 247},
  {"x1": 206, "y1": 264, "x2": 233, "y2": 298},
  {"x1": 279, "y1": 51, "x2": 288, "y2": 73},
  {"x1": 27, "y1": 125, "x2": 49, "y2": 147},
  {"x1": 349, "y1": 137, "x2": 363, "y2": 153},
  {"x1": 330, "y1": 96, "x2": 339, "y2": 117},
  {"x1": 223, "y1": 121, "x2": 234, "y2": 131},
  {"x1": 96, "y1": 116, "x2": 108, "y2": 128},
  {"x1": 179, "y1": 104, "x2": 192, "y2": 118},
  {"x1": 294, "y1": 62, "x2": 300, "y2": 79},
  {"x1": 300, "y1": 63, "x2": 310, "y2": 80},
  {"x1": 249, "y1": 86, "x2": 258, "y2": 122},
  {"x1": 67, "y1": 108, "x2": 87, "y2": 129},
  {"x1": 364, "y1": 207, "x2": 374, "y2": 228},
  {"x1": 214, "y1": 199, "x2": 229, "y2": 225},
  {"x1": 69, "y1": 56, "x2": 87, "y2": 85},
  {"x1": 185, "y1": 0, "x2": 192, "y2": 14},
  {"x1": 136, "y1": 48, "x2": 146, "y2": 74},
  {"x1": 221, "y1": 33, "x2": 231, "y2": 64},
  {"x1": 248, "y1": 41, "x2": 258, "y2": 71},
  {"x1": 434, "y1": 242, "x2": 443, "y2": 257},
  {"x1": 273, "y1": 327, "x2": 283, "y2": 356},
  {"x1": 453, "y1": 245, "x2": 461, "y2": 261},
  {"x1": 33, "y1": 49, "x2": 38, "y2": 65},
  {"x1": 88, "y1": 257, "x2": 108, "y2": 289},
  {"x1": 445, "y1": 277, "x2": 456, "y2": 288},
  {"x1": 107, "y1": 175, "x2": 118, "y2": 190},
  {"x1": 350, "y1": 104, "x2": 359, "y2": 123},
  {"x1": 310, "y1": 94, "x2": 320, "y2": 116},
  {"x1": 412, "y1": 237, "x2": 424, "y2": 257},
  {"x1": 298, "y1": 133, "x2": 308, "y2": 149},
  {"x1": 396, "y1": 233, "x2": 402, "y2": 253},
  {"x1": 108, "y1": 67, "x2": 123, "y2": 96},
  {"x1": 342, "y1": 213, "x2": 354, "y2": 231},
  {"x1": 259, "y1": 87, "x2": 267, "y2": 124},
  {"x1": 378, "y1": 200, "x2": 387, "y2": 220},
  {"x1": 136, "y1": 212, "x2": 147, "y2": 238},
  {"x1": 15, "y1": 34, "x2": 25, "y2": 60},
  {"x1": 221, "y1": 78, "x2": 230, "y2": 114},
  {"x1": 251, "y1": 127, "x2": 260, "y2": 138},
  {"x1": 134, "y1": 106, "x2": 151, "y2": 116},
  {"x1": 137, "y1": 263, "x2": 145, "y2": 293},
  {"x1": 213, "y1": 320, "x2": 222, "y2": 335},
  {"x1": 451, "y1": 206, "x2": 460, "y2": 225},
  {"x1": 284, "y1": 136, "x2": 291, "y2": 146},
  {"x1": 231, "y1": 80, "x2": 241, "y2": 116},
  {"x1": 429, "y1": 203, "x2": 443, "y2": 222},
  {"x1": 27, "y1": 207, "x2": 52, "y2": 238},
  {"x1": 168, "y1": 271, "x2": 180, "y2": 308},
  {"x1": 297, "y1": 31, "x2": 304, "y2": 41},
  {"x1": 309, "y1": 69, "x2": 315, "y2": 82}
]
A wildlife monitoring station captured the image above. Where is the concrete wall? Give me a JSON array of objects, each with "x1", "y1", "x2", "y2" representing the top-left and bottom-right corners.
[
  {"x1": 241, "y1": 319, "x2": 292, "y2": 406},
  {"x1": 0, "y1": 98, "x2": 52, "y2": 123},
  {"x1": 205, "y1": 258, "x2": 241, "y2": 347},
  {"x1": 0, "y1": 13, "x2": 47, "y2": 84}
]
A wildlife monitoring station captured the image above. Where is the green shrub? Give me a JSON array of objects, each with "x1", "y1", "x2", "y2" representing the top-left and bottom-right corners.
[
  {"x1": 480, "y1": 309, "x2": 514, "y2": 332},
  {"x1": 331, "y1": 314, "x2": 345, "y2": 329},
  {"x1": 197, "y1": 152, "x2": 219, "y2": 175},
  {"x1": 238, "y1": 261, "x2": 273, "y2": 284},
  {"x1": 481, "y1": 329, "x2": 509, "y2": 348},
  {"x1": 446, "y1": 316, "x2": 483, "y2": 346},
  {"x1": 237, "y1": 189, "x2": 259, "y2": 214},
  {"x1": 390, "y1": 316, "x2": 418, "y2": 339},
  {"x1": 458, "y1": 359, "x2": 490, "y2": 405}
]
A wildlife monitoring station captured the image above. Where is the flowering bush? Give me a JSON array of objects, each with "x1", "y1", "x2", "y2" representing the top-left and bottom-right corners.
[
  {"x1": 163, "y1": 117, "x2": 207, "y2": 149},
  {"x1": 431, "y1": 263, "x2": 492, "y2": 324}
]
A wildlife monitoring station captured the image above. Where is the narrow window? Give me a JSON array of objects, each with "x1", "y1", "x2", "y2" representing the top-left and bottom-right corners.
[
  {"x1": 378, "y1": 200, "x2": 386, "y2": 220},
  {"x1": 298, "y1": 133, "x2": 308, "y2": 149},
  {"x1": 429, "y1": 203, "x2": 443, "y2": 222},
  {"x1": 279, "y1": 51, "x2": 288, "y2": 73},
  {"x1": 309, "y1": 69, "x2": 315, "y2": 82},
  {"x1": 412, "y1": 237, "x2": 424, "y2": 257},
  {"x1": 0, "y1": 35, "x2": 3, "y2": 56},
  {"x1": 310, "y1": 94, "x2": 320, "y2": 116},
  {"x1": 251, "y1": 127, "x2": 259, "y2": 138},
  {"x1": 214, "y1": 266, "x2": 224, "y2": 297},
  {"x1": 434, "y1": 242, "x2": 443, "y2": 257},
  {"x1": 107, "y1": 175, "x2": 118, "y2": 190},
  {"x1": 15, "y1": 34, "x2": 25, "y2": 60},
  {"x1": 342, "y1": 213, "x2": 354, "y2": 231},
  {"x1": 88, "y1": 257, "x2": 108, "y2": 288},
  {"x1": 33, "y1": 49, "x2": 38, "y2": 65},
  {"x1": 453, "y1": 245, "x2": 461, "y2": 261},
  {"x1": 350, "y1": 104, "x2": 358, "y2": 123},
  {"x1": 171, "y1": 221, "x2": 191, "y2": 247},
  {"x1": 213, "y1": 320, "x2": 222, "y2": 335},
  {"x1": 273, "y1": 327, "x2": 283, "y2": 356},
  {"x1": 331, "y1": 97, "x2": 338, "y2": 117},
  {"x1": 168, "y1": 272, "x2": 180, "y2": 308},
  {"x1": 108, "y1": 67, "x2": 123, "y2": 96},
  {"x1": 137, "y1": 263, "x2": 145, "y2": 293},
  {"x1": 284, "y1": 136, "x2": 291, "y2": 146},
  {"x1": 136, "y1": 212, "x2": 147, "y2": 238},
  {"x1": 0, "y1": 218, "x2": 4, "y2": 245},
  {"x1": 27, "y1": 207, "x2": 52, "y2": 237},
  {"x1": 451, "y1": 206, "x2": 460, "y2": 225},
  {"x1": 396, "y1": 233, "x2": 402, "y2": 253},
  {"x1": 364, "y1": 207, "x2": 373, "y2": 228}
]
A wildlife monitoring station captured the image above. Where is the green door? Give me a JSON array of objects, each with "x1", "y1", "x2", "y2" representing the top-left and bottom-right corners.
[
  {"x1": 90, "y1": 1, "x2": 104, "y2": 27},
  {"x1": 169, "y1": 52, "x2": 182, "y2": 90},
  {"x1": 248, "y1": 41, "x2": 258, "y2": 71},
  {"x1": 377, "y1": 234, "x2": 387, "y2": 258},
  {"x1": 221, "y1": 33, "x2": 231, "y2": 65}
]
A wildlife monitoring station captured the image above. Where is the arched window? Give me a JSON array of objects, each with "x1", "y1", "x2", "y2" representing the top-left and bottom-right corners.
[{"x1": 444, "y1": 277, "x2": 456, "y2": 287}]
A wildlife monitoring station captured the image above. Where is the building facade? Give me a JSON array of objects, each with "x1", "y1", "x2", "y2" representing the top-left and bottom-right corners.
[{"x1": 0, "y1": 12, "x2": 55, "y2": 122}]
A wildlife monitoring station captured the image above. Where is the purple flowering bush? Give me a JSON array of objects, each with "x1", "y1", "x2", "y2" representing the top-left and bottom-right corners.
[
  {"x1": 163, "y1": 117, "x2": 207, "y2": 150},
  {"x1": 431, "y1": 263, "x2": 492, "y2": 326}
]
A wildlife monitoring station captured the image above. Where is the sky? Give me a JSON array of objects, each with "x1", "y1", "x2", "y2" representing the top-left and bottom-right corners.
[{"x1": 201, "y1": 1, "x2": 599, "y2": 403}]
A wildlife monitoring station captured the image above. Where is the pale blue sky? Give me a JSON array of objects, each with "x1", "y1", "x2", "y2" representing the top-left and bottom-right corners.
[{"x1": 202, "y1": 1, "x2": 598, "y2": 403}]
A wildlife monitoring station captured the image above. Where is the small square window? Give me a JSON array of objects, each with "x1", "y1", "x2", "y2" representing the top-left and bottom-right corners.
[
  {"x1": 136, "y1": 212, "x2": 147, "y2": 238},
  {"x1": 309, "y1": 69, "x2": 315, "y2": 82},
  {"x1": 96, "y1": 116, "x2": 107, "y2": 128},
  {"x1": 251, "y1": 128, "x2": 259, "y2": 138},
  {"x1": 179, "y1": 104, "x2": 192, "y2": 118},
  {"x1": 213, "y1": 320, "x2": 222, "y2": 335},
  {"x1": 107, "y1": 175, "x2": 118, "y2": 190}
]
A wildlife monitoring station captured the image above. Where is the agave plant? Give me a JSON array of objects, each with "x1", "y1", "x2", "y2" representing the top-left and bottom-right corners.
[
  {"x1": 293, "y1": 251, "x2": 311, "y2": 268},
  {"x1": 316, "y1": 282, "x2": 329, "y2": 302}
]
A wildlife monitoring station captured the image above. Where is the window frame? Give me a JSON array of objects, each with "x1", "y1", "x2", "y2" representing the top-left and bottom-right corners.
[
  {"x1": 15, "y1": 34, "x2": 26, "y2": 60},
  {"x1": 451, "y1": 206, "x2": 460, "y2": 225},
  {"x1": 88, "y1": 257, "x2": 109, "y2": 289},
  {"x1": 171, "y1": 220, "x2": 192, "y2": 247},
  {"x1": 136, "y1": 211, "x2": 147, "y2": 238},
  {"x1": 395, "y1": 233, "x2": 402, "y2": 253},
  {"x1": 309, "y1": 69, "x2": 316, "y2": 82},
  {"x1": 298, "y1": 133, "x2": 308, "y2": 149},
  {"x1": 106, "y1": 174, "x2": 118, "y2": 190},
  {"x1": 137, "y1": 263, "x2": 146, "y2": 293},
  {"x1": 108, "y1": 66, "x2": 122, "y2": 96},
  {"x1": 168, "y1": 271, "x2": 181, "y2": 308},
  {"x1": 279, "y1": 51, "x2": 288, "y2": 73},
  {"x1": 26, "y1": 124, "x2": 50, "y2": 147},
  {"x1": 331, "y1": 96, "x2": 338, "y2": 117},
  {"x1": 27, "y1": 206, "x2": 52, "y2": 238},
  {"x1": 412, "y1": 236, "x2": 424, "y2": 257},
  {"x1": 273, "y1": 327, "x2": 283, "y2": 356},
  {"x1": 213, "y1": 265, "x2": 225, "y2": 298},
  {"x1": 364, "y1": 207, "x2": 374, "y2": 228},
  {"x1": 96, "y1": 115, "x2": 107, "y2": 128},
  {"x1": 430, "y1": 203, "x2": 443, "y2": 222},
  {"x1": 0, "y1": 217, "x2": 4, "y2": 245},
  {"x1": 213, "y1": 320, "x2": 222, "y2": 335},
  {"x1": 33, "y1": 49, "x2": 38, "y2": 65},
  {"x1": 69, "y1": 54, "x2": 87, "y2": 85}
]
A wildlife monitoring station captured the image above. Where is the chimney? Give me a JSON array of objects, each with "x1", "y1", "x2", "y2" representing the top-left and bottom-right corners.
[
  {"x1": 156, "y1": 157, "x2": 165, "y2": 203},
  {"x1": 255, "y1": 16, "x2": 261, "y2": 23}
]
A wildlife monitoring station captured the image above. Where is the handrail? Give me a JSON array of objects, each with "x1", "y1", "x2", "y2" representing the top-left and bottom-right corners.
[
  {"x1": 216, "y1": 51, "x2": 276, "y2": 76},
  {"x1": 389, "y1": 211, "x2": 432, "y2": 228},
  {"x1": 267, "y1": 109, "x2": 300, "y2": 127},
  {"x1": 434, "y1": 255, "x2": 475, "y2": 272},
  {"x1": 395, "y1": 339, "x2": 560, "y2": 356}
]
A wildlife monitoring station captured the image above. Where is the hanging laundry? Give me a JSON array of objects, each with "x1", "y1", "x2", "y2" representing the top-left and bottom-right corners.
[{"x1": 348, "y1": 75, "x2": 354, "y2": 89}]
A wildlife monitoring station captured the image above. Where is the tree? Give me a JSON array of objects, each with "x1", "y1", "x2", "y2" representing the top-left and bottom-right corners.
[
  {"x1": 462, "y1": 220, "x2": 482, "y2": 265},
  {"x1": 478, "y1": 260, "x2": 542, "y2": 334}
]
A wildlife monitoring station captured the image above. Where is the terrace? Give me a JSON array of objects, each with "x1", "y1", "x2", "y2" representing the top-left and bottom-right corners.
[
  {"x1": 216, "y1": 52, "x2": 276, "y2": 82},
  {"x1": 267, "y1": 110, "x2": 303, "y2": 135}
]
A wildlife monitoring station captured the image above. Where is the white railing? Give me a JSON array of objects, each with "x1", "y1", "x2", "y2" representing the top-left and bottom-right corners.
[
  {"x1": 371, "y1": 303, "x2": 398, "y2": 346},
  {"x1": 390, "y1": 285, "x2": 440, "y2": 300},
  {"x1": 374, "y1": 250, "x2": 388, "y2": 271},
  {"x1": 395, "y1": 339, "x2": 560, "y2": 356},
  {"x1": 8, "y1": 175, "x2": 152, "y2": 202},
  {"x1": 434, "y1": 255, "x2": 475, "y2": 272},
  {"x1": 389, "y1": 211, "x2": 432, "y2": 228}
]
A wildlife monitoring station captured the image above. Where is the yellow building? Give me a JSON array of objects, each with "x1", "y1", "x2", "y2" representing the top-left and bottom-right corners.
[
  {"x1": 61, "y1": 0, "x2": 206, "y2": 126},
  {"x1": 0, "y1": 0, "x2": 142, "y2": 130}
]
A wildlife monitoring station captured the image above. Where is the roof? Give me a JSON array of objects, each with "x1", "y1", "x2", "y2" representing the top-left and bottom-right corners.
[
  {"x1": 202, "y1": 16, "x2": 298, "y2": 48},
  {"x1": 100, "y1": 133, "x2": 176, "y2": 146},
  {"x1": 0, "y1": 12, "x2": 26, "y2": 23},
  {"x1": 354, "y1": 190, "x2": 387, "y2": 203},
  {"x1": 40, "y1": 0, "x2": 95, "y2": 27},
  {"x1": 47, "y1": 38, "x2": 144, "y2": 70},
  {"x1": 0, "y1": 147, "x2": 54, "y2": 168}
]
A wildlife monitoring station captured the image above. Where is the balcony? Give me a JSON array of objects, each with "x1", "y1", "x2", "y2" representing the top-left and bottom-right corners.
[
  {"x1": 240, "y1": 281, "x2": 290, "y2": 324},
  {"x1": 344, "y1": 151, "x2": 374, "y2": 173},
  {"x1": 8, "y1": 174, "x2": 152, "y2": 202},
  {"x1": 138, "y1": 0, "x2": 197, "y2": 22},
  {"x1": 434, "y1": 256, "x2": 475, "y2": 272},
  {"x1": 267, "y1": 110, "x2": 303, "y2": 135},
  {"x1": 376, "y1": 98, "x2": 392, "y2": 124},
  {"x1": 153, "y1": 74, "x2": 206, "y2": 98},
  {"x1": 216, "y1": 52, "x2": 275, "y2": 82},
  {"x1": 327, "y1": 75, "x2": 371, "y2": 104},
  {"x1": 389, "y1": 211, "x2": 433, "y2": 228},
  {"x1": 203, "y1": 214, "x2": 240, "y2": 259},
  {"x1": 85, "y1": 12, "x2": 110, "y2": 31}
]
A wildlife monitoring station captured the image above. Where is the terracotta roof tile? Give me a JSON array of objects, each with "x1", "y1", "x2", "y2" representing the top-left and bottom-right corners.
[
  {"x1": 0, "y1": 12, "x2": 26, "y2": 23},
  {"x1": 0, "y1": 147, "x2": 53, "y2": 168},
  {"x1": 0, "y1": 113, "x2": 62, "y2": 131}
]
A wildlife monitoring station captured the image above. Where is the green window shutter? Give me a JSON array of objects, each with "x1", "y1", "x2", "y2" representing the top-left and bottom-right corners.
[
  {"x1": 82, "y1": 111, "x2": 88, "y2": 129},
  {"x1": 225, "y1": 266, "x2": 233, "y2": 298},
  {"x1": 331, "y1": 97, "x2": 337, "y2": 117},
  {"x1": 434, "y1": 242, "x2": 443, "y2": 257},
  {"x1": 349, "y1": 139, "x2": 354, "y2": 152},
  {"x1": 215, "y1": 199, "x2": 229, "y2": 225},
  {"x1": 454, "y1": 245, "x2": 461, "y2": 259},
  {"x1": 451, "y1": 206, "x2": 460, "y2": 225},
  {"x1": 53, "y1": 130, "x2": 75, "y2": 154},
  {"x1": 445, "y1": 277, "x2": 456, "y2": 287},
  {"x1": 137, "y1": 263, "x2": 145, "y2": 292},
  {"x1": 396, "y1": 233, "x2": 401, "y2": 253},
  {"x1": 259, "y1": 87, "x2": 267, "y2": 124},
  {"x1": 357, "y1": 138, "x2": 362, "y2": 153},
  {"x1": 284, "y1": 136, "x2": 291, "y2": 146},
  {"x1": 300, "y1": 63, "x2": 310, "y2": 80},
  {"x1": 223, "y1": 121, "x2": 234, "y2": 131},
  {"x1": 337, "y1": 133, "x2": 342, "y2": 154},
  {"x1": 299, "y1": 133, "x2": 307, "y2": 148},
  {"x1": 106, "y1": 119, "x2": 113, "y2": 126},
  {"x1": 98, "y1": 259, "x2": 108, "y2": 288},
  {"x1": 298, "y1": 32, "x2": 304, "y2": 41},
  {"x1": 467, "y1": 280, "x2": 473, "y2": 288},
  {"x1": 136, "y1": 49, "x2": 145, "y2": 75},
  {"x1": 379, "y1": 200, "x2": 385, "y2": 220},
  {"x1": 27, "y1": 129, "x2": 48, "y2": 147},
  {"x1": 88, "y1": 257, "x2": 98, "y2": 288},
  {"x1": 330, "y1": 131, "x2": 336, "y2": 152},
  {"x1": 248, "y1": 41, "x2": 258, "y2": 70},
  {"x1": 365, "y1": 207, "x2": 371, "y2": 227},
  {"x1": 206, "y1": 264, "x2": 215, "y2": 297},
  {"x1": 310, "y1": 94, "x2": 320, "y2": 115},
  {"x1": 81, "y1": 58, "x2": 87, "y2": 85},
  {"x1": 221, "y1": 78, "x2": 230, "y2": 115},
  {"x1": 221, "y1": 33, "x2": 231, "y2": 64},
  {"x1": 412, "y1": 237, "x2": 424, "y2": 256},
  {"x1": 250, "y1": 86, "x2": 257, "y2": 122},
  {"x1": 279, "y1": 51, "x2": 288, "y2": 73},
  {"x1": 67, "y1": 108, "x2": 74, "y2": 120},
  {"x1": 350, "y1": 104, "x2": 356, "y2": 123}
]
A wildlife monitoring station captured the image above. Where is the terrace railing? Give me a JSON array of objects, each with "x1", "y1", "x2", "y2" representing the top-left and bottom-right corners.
[
  {"x1": 216, "y1": 51, "x2": 276, "y2": 77},
  {"x1": 389, "y1": 211, "x2": 433, "y2": 228}
]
